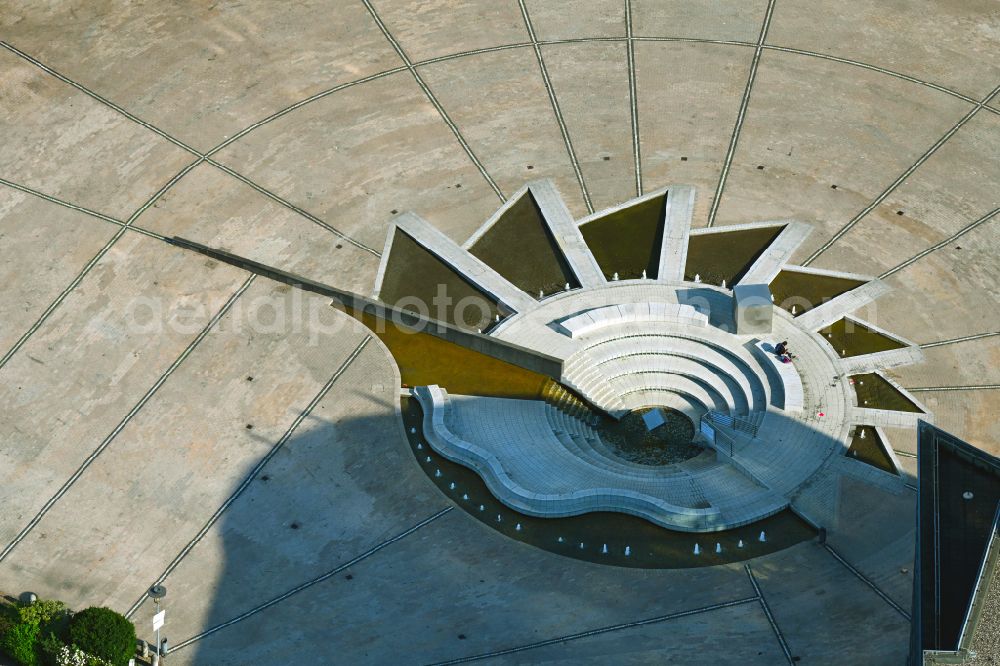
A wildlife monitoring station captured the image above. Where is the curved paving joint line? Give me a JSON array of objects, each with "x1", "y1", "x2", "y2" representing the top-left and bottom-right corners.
[
  {"x1": 0, "y1": 40, "x2": 381, "y2": 257},
  {"x1": 0, "y1": 177, "x2": 164, "y2": 242},
  {"x1": 879, "y1": 207, "x2": 1000, "y2": 279}
]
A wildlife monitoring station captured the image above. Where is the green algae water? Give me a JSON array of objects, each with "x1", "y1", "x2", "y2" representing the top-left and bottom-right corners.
[
  {"x1": 403, "y1": 398, "x2": 815, "y2": 568},
  {"x1": 851, "y1": 373, "x2": 923, "y2": 412},
  {"x1": 769, "y1": 269, "x2": 865, "y2": 315},
  {"x1": 684, "y1": 226, "x2": 784, "y2": 286},
  {"x1": 846, "y1": 425, "x2": 898, "y2": 475},
  {"x1": 468, "y1": 191, "x2": 579, "y2": 297},
  {"x1": 580, "y1": 193, "x2": 666, "y2": 280},
  {"x1": 821, "y1": 318, "x2": 907, "y2": 358},
  {"x1": 378, "y1": 228, "x2": 502, "y2": 330}
]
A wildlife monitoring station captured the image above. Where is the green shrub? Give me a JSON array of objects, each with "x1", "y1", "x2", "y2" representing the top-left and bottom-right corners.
[
  {"x1": 0, "y1": 620, "x2": 39, "y2": 666},
  {"x1": 36, "y1": 632, "x2": 64, "y2": 666},
  {"x1": 67, "y1": 608, "x2": 134, "y2": 666},
  {"x1": 18, "y1": 601, "x2": 67, "y2": 630},
  {"x1": 0, "y1": 608, "x2": 16, "y2": 637}
]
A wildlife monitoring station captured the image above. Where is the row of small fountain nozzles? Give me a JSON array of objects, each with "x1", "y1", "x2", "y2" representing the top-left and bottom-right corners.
[{"x1": 693, "y1": 532, "x2": 766, "y2": 555}]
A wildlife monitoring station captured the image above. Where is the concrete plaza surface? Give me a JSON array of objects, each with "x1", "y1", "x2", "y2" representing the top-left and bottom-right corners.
[{"x1": 1, "y1": 1, "x2": 998, "y2": 664}]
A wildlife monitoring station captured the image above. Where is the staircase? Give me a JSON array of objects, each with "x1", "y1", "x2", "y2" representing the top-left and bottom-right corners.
[{"x1": 541, "y1": 379, "x2": 600, "y2": 425}]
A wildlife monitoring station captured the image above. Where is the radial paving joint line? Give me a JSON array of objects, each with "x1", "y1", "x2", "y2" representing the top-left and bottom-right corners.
[
  {"x1": 0, "y1": 177, "x2": 122, "y2": 226},
  {"x1": 795, "y1": 278, "x2": 892, "y2": 332},
  {"x1": 706, "y1": 0, "x2": 777, "y2": 227},
  {"x1": 0, "y1": 225, "x2": 126, "y2": 374},
  {"x1": 879, "y1": 207, "x2": 999, "y2": 279},
  {"x1": 745, "y1": 564, "x2": 794, "y2": 665},
  {"x1": 2, "y1": 38, "x2": 397, "y2": 257},
  {"x1": 0, "y1": 275, "x2": 256, "y2": 563},
  {"x1": 0, "y1": 41, "x2": 203, "y2": 159},
  {"x1": 0, "y1": 177, "x2": 166, "y2": 241},
  {"x1": 908, "y1": 384, "x2": 1000, "y2": 392},
  {"x1": 426, "y1": 596, "x2": 761, "y2": 666},
  {"x1": 528, "y1": 179, "x2": 605, "y2": 287},
  {"x1": 737, "y1": 221, "x2": 812, "y2": 286},
  {"x1": 823, "y1": 543, "x2": 911, "y2": 620},
  {"x1": 625, "y1": 0, "x2": 641, "y2": 196},
  {"x1": 360, "y1": 0, "x2": 504, "y2": 200},
  {"x1": 653, "y1": 185, "x2": 695, "y2": 282},
  {"x1": 206, "y1": 161, "x2": 379, "y2": 256},
  {"x1": 805, "y1": 84, "x2": 1000, "y2": 266},
  {"x1": 124, "y1": 335, "x2": 372, "y2": 618},
  {"x1": 0, "y1": 157, "x2": 203, "y2": 373},
  {"x1": 518, "y1": 0, "x2": 592, "y2": 213},
  {"x1": 169, "y1": 506, "x2": 453, "y2": 653},
  {"x1": 380, "y1": 212, "x2": 537, "y2": 313},
  {"x1": 921, "y1": 331, "x2": 1000, "y2": 349}
]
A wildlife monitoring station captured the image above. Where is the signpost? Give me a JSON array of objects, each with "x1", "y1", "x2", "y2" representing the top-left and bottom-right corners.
[{"x1": 148, "y1": 585, "x2": 167, "y2": 661}]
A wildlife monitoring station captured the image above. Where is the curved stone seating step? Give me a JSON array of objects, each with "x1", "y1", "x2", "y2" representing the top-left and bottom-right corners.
[
  {"x1": 601, "y1": 355, "x2": 746, "y2": 414},
  {"x1": 617, "y1": 390, "x2": 708, "y2": 423},
  {"x1": 563, "y1": 348, "x2": 752, "y2": 419},
  {"x1": 545, "y1": 408, "x2": 626, "y2": 474},
  {"x1": 560, "y1": 360, "x2": 629, "y2": 416},
  {"x1": 558, "y1": 302, "x2": 709, "y2": 339},
  {"x1": 569, "y1": 331, "x2": 769, "y2": 411},
  {"x1": 417, "y1": 386, "x2": 787, "y2": 531},
  {"x1": 750, "y1": 341, "x2": 804, "y2": 412},
  {"x1": 544, "y1": 406, "x2": 695, "y2": 478},
  {"x1": 610, "y1": 373, "x2": 730, "y2": 414}
]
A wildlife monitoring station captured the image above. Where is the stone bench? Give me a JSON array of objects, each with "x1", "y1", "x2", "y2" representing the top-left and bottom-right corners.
[
  {"x1": 751, "y1": 341, "x2": 804, "y2": 412},
  {"x1": 558, "y1": 302, "x2": 708, "y2": 339}
]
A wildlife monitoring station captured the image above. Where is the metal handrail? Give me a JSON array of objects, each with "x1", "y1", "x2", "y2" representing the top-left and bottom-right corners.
[{"x1": 704, "y1": 410, "x2": 759, "y2": 437}]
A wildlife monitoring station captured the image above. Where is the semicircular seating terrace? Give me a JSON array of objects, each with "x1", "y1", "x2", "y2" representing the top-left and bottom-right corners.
[{"x1": 561, "y1": 322, "x2": 775, "y2": 419}]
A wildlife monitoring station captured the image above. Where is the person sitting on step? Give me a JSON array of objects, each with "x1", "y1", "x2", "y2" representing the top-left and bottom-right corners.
[{"x1": 774, "y1": 340, "x2": 788, "y2": 356}]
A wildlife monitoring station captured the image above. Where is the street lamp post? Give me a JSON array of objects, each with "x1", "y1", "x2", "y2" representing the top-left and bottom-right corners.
[{"x1": 147, "y1": 585, "x2": 167, "y2": 661}]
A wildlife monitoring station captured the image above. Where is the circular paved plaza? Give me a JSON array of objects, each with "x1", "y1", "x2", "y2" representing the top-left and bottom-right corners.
[{"x1": 1, "y1": 2, "x2": 998, "y2": 664}]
